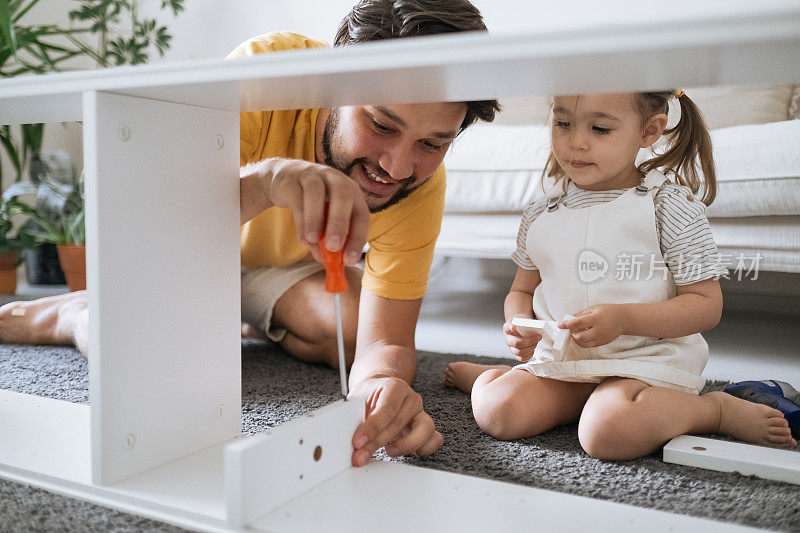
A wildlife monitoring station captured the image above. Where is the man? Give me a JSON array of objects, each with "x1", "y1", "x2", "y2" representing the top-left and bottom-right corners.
[{"x1": 0, "y1": 0, "x2": 499, "y2": 466}]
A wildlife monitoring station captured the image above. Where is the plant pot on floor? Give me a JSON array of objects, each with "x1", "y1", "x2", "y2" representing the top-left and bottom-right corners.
[
  {"x1": 0, "y1": 250, "x2": 19, "y2": 294},
  {"x1": 56, "y1": 244, "x2": 85, "y2": 292},
  {"x1": 23, "y1": 243, "x2": 66, "y2": 285}
]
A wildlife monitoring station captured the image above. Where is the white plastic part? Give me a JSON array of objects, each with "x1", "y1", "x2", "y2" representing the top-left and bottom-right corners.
[
  {"x1": 511, "y1": 315, "x2": 575, "y2": 354},
  {"x1": 224, "y1": 399, "x2": 363, "y2": 527},
  {"x1": 663, "y1": 435, "x2": 800, "y2": 485}
]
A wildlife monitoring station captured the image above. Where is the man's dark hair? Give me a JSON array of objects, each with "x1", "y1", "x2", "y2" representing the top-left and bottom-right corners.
[{"x1": 334, "y1": 0, "x2": 500, "y2": 133}]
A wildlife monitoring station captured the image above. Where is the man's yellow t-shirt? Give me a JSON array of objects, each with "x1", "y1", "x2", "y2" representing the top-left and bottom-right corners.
[{"x1": 229, "y1": 32, "x2": 445, "y2": 300}]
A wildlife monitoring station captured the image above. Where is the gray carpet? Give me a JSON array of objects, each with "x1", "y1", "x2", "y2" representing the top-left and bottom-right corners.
[{"x1": 1, "y1": 333, "x2": 799, "y2": 531}]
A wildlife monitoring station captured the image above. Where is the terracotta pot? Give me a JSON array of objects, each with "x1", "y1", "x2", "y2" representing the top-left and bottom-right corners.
[
  {"x1": 56, "y1": 244, "x2": 86, "y2": 292},
  {"x1": 0, "y1": 250, "x2": 19, "y2": 295}
]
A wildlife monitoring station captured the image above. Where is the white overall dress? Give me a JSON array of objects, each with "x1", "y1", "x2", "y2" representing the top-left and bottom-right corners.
[{"x1": 516, "y1": 170, "x2": 708, "y2": 394}]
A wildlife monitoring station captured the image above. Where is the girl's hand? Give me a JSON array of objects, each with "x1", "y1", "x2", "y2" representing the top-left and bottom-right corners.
[
  {"x1": 558, "y1": 304, "x2": 625, "y2": 348},
  {"x1": 503, "y1": 320, "x2": 541, "y2": 362}
]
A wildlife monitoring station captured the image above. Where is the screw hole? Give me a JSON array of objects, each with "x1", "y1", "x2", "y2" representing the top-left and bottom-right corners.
[
  {"x1": 692, "y1": 446, "x2": 707, "y2": 451},
  {"x1": 313, "y1": 445, "x2": 322, "y2": 461}
]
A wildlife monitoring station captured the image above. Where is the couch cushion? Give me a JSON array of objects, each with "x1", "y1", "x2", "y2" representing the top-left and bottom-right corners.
[
  {"x1": 435, "y1": 213, "x2": 800, "y2": 273},
  {"x1": 444, "y1": 120, "x2": 800, "y2": 218},
  {"x1": 685, "y1": 85, "x2": 793, "y2": 130},
  {"x1": 492, "y1": 85, "x2": 794, "y2": 130}
]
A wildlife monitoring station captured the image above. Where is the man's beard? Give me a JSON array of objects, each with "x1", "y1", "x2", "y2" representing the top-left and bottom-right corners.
[{"x1": 322, "y1": 108, "x2": 419, "y2": 214}]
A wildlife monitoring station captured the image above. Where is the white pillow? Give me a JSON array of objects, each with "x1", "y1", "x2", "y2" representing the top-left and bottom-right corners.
[{"x1": 685, "y1": 85, "x2": 793, "y2": 130}]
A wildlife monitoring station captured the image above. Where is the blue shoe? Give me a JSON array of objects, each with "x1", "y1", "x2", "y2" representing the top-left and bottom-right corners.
[{"x1": 723, "y1": 380, "x2": 800, "y2": 438}]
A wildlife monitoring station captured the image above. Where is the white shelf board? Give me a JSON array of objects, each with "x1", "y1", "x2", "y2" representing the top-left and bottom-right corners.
[
  {"x1": 664, "y1": 435, "x2": 800, "y2": 485},
  {"x1": 0, "y1": 390, "x2": 90, "y2": 484},
  {"x1": 252, "y1": 460, "x2": 762, "y2": 532},
  {"x1": 1, "y1": 6, "x2": 798, "y2": 124},
  {"x1": 0, "y1": 426, "x2": 764, "y2": 533}
]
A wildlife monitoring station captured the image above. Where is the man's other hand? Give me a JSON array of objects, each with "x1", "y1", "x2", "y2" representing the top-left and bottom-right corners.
[{"x1": 349, "y1": 377, "x2": 443, "y2": 466}]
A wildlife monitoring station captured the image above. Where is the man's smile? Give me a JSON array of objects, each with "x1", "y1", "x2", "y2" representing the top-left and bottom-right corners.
[{"x1": 357, "y1": 162, "x2": 400, "y2": 196}]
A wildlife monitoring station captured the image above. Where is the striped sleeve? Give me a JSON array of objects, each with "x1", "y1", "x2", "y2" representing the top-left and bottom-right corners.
[
  {"x1": 511, "y1": 198, "x2": 547, "y2": 270},
  {"x1": 654, "y1": 185, "x2": 729, "y2": 285}
]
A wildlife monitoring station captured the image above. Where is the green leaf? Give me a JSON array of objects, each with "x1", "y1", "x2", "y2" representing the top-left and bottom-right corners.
[{"x1": 12, "y1": 0, "x2": 42, "y2": 24}]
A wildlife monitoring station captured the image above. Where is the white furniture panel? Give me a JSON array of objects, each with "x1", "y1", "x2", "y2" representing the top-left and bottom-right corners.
[
  {"x1": 0, "y1": 390, "x2": 90, "y2": 484},
  {"x1": 225, "y1": 399, "x2": 362, "y2": 527},
  {"x1": 664, "y1": 435, "x2": 800, "y2": 485},
  {"x1": 84, "y1": 91, "x2": 242, "y2": 484},
  {"x1": 251, "y1": 460, "x2": 760, "y2": 532},
  {"x1": 0, "y1": 7, "x2": 798, "y2": 125}
]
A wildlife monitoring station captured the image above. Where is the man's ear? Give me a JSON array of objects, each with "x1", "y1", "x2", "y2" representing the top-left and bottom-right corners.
[{"x1": 640, "y1": 113, "x2": 668, "y2": 148}]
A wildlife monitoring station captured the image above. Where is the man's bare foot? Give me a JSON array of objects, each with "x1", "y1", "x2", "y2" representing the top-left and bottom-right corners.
[
  {"x1": 707, "y1": 390, "x2": 798, "y2": 448},
  {"x1": 444, "y1": 362, "x2": 512, "y2": 394},
  {"x1": 0, "y1": 291, "x2": 86, "y2": 346},
  {"x1": 241, "y1": 322, "x2": 270, "y2": 340}
]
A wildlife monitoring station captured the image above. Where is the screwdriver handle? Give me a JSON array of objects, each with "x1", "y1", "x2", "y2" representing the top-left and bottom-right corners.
[{"x1": 318, "y1": 209, "x2": 349, "y2": 293}]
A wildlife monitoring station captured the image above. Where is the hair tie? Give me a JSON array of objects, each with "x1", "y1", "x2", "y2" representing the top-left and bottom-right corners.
[{"x1": 674, "y1": 89, "x2": 686, "y2": 99}]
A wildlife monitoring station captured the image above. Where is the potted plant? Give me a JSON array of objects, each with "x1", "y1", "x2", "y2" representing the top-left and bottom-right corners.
[
  {"x1": 4, "y1": 172, "x2": 85, "y2": 291},
  {"x1": 1, "y1": 0, "x2": 183, "y2": 285},
  {"x1": 0, "y1": 194, "x2": 36, "y2": 293}
]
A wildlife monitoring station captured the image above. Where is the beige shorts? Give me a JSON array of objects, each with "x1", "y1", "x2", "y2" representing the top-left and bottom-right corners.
[{"x1": 241, "y1": 262, "x2": 325, "y2": 342}]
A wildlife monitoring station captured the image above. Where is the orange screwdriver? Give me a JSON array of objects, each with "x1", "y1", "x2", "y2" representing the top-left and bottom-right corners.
[{"x1": 318, "y1": 231, "x2": 349, "y2": 399}]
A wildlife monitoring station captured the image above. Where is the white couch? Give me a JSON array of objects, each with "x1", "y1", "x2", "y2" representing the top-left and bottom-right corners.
[{"x1": 438, "y1": 85, "x2": 800, "y2": 279}]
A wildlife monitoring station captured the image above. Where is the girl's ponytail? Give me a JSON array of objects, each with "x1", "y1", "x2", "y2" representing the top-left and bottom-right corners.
[{"x1": 637, "y1": 92, "x2": 717, "y2": 205}]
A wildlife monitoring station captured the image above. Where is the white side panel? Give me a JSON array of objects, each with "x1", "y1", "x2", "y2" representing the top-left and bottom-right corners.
[
  {"x1": 251, "y1": 460, "x2": 760, "y2": 532},
  {"x1": 663, "y1": 435, "x2": 800, "y2": 485},
  {"x1": 224, "y1": 400, "x2": 362, "y2": 527},
  {"x1": 83, "y1": 91, "x2": 241, "y2": 485},
  {"x1": 0, "y1": 390, "x2": 90, "y2": 484}
]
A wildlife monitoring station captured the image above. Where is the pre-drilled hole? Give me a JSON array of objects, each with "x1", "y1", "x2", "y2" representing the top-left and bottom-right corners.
[
  {"x1": 313, "y1": 445, "x2": 322, "y2": 461},
  {"x1": 692, "y1": 446, "x2": 707, "y2": 451}
]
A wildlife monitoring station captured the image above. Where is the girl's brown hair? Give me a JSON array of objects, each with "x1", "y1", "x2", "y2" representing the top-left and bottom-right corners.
[{"x1": 541, "y1": 92, "x2": 717, "y2": 205}]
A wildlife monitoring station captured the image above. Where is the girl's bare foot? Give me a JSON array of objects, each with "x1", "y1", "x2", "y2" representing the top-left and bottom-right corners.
[
  {"x1": 707, "y1": 391, "x2": 798, "y2": 448},
  {"x1": 444, "y1": 362, "x2": 512, "y2": 393},
  {"x1": 0, "y1": 291, "x2": 86, "y2": 346}
]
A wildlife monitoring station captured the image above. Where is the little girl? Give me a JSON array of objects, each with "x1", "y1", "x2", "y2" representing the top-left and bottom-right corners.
[{"x1": 444, "y1": 90, "x2": 797, "y2": 459}]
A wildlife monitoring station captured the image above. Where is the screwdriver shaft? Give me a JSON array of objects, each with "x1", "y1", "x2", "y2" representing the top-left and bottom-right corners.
[{"x1": 334, "y1": 293, "x2": 348, "y2": 398}]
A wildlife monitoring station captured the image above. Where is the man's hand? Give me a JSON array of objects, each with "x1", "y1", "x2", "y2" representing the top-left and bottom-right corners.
[
  {"x1": 240, "y1": 158, "x2": 370, "y2": 266},
  {"x1": 502, "y1": 320, "x2": 540, "y2": 362},
  {"x1": 558, "y1": 304, "x2": 626, "y2": 348},
  {"x1": 349, "y1": 377, "x2": 443, "y2": 467}
]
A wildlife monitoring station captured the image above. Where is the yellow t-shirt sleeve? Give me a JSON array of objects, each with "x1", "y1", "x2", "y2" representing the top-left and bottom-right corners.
[
  {"x1": 225, "y1": 32, "x2": 328, "y2": 165},
  {"x1": 361, "y1": 167, "x2": 446, "y2": 300}
]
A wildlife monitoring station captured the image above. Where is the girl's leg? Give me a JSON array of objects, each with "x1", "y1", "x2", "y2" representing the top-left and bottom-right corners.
[
  {"x1": 448, "y1": 363, "x2": 597, "y2": 441},
  {"x1": 578, "y1": 377, "x2": 797, "y2": 461}
]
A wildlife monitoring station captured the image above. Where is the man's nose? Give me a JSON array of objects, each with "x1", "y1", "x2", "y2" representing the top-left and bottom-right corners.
[{"x1": 378, "y1": 143, "x2": 415, "y2": 181}]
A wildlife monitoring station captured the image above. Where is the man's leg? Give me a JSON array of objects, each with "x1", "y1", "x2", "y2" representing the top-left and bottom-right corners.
[
  {"x1": 241, "y1": 263, "x2": 362, "y2": 369},
  {"x1": 271, "y1": 267, "x2": 362, "y2": 369},
  {"x1": 0, "y1": 291, "x2": 89, "y2": 356}
]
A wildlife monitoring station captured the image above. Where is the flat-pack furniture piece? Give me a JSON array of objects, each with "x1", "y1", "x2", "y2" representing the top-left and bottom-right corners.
[{"x1": 1, "y1": 2, "x2": 798, "y2": 531}]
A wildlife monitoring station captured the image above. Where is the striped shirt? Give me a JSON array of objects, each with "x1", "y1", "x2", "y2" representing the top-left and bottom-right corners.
[{"x1": 511, "y1": 180, "x2": 729, "y2": 286}]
